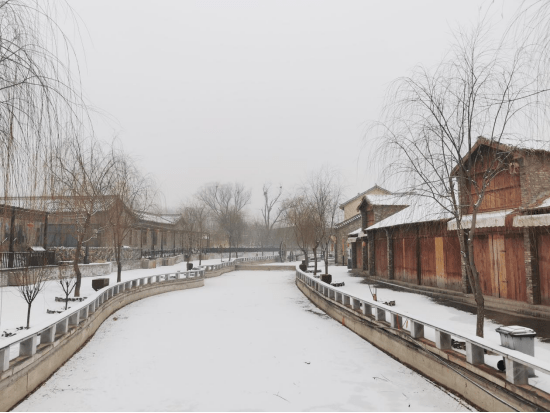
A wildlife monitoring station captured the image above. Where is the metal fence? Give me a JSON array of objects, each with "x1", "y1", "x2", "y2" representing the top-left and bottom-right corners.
[
  {"x1": 0, "y1": 251, "x2": 56, "y2": 269},
  {"x1": 140, "y1": 248, "x2": 184, "y2": 259}
]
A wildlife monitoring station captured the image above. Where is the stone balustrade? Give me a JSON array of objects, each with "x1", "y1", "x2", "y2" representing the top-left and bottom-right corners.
[{"x1": 295, "y1": 267, "x2": 550, "y2": 389}]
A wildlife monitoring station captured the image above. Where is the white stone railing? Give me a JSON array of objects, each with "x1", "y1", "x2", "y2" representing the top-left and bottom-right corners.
[
  {"x1": 201, "y1": 255, "x2": 276, "y2": 271},
  {"x1": 0, "y1": 268, "x2": 205, "y2": 372},
  {"x1": 296, "y1": 267, "x2": 550, "y2": 387}
]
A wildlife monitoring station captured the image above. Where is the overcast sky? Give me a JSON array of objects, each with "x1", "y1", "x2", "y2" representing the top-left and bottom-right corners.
[{"x1": 63, "y1": 0, "x2": 515, "y2": 214}]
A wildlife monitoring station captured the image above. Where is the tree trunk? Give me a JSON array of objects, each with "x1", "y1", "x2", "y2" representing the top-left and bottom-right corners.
[
  {"x1": 324, "y1": 242, "x2": 329, "y2": 274},
  {"x1": 116, "y1": 245, "x2": 122, "y2": 283},
  {"x1": 467, "y1": 236, "x2": 485, "y2": 337},
  {"x1": 73, "y1": 238, "x2": 83, "y2": 297},
  {"x1": 313, "y1": 246, "x2": 318, "y2": 274},
  {"x1": 26, "y1": 302, "x2": 32, "y2": 328}
]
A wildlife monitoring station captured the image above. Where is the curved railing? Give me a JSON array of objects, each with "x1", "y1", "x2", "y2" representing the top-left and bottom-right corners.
[
  {"x1": 0, "y1": 268, "x2": 206, "y2": 371},
  {"x1": 0, "y1": 255, "x2": 277, "y2": 371},
  {"x1": 201, "y1": 255, "x2": 276, "y2": 271},
  {"x1": 296, "y1": 267, "x2": 550, "y2": 387}
]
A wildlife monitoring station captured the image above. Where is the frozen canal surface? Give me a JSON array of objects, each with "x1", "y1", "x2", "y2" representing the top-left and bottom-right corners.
[{"x1": 15, "y1": 271, "x2": 473, "y2": 411}]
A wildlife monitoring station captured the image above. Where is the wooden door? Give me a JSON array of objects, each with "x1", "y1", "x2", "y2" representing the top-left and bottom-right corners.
[
  {"x1": 474, "y1": 235, "x2": 494, "y2": 296},
  {"x1": 492, "y1": 234, "x2": 507, "y2": 298},
  {"x1": 504, "y1": 234, "x2": 527, "y2": 302}
]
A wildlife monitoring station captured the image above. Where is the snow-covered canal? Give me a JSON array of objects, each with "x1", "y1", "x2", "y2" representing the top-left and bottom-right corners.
[{"x1": 15, "y1": 270, "x2": 472, "y2": 411}]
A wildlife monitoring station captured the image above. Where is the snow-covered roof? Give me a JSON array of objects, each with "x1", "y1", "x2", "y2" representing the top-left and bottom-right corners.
[
  {"x1": 139, "y1": 212, "x2": 181, "y2": 225},
  {"x1": 348, "y1": 228, "x2": 365, "y2": 237},
  {"x1": 339, "y1": 184, "x2": 391, "y2": 209},
  {"x1": 335, "y1": 213, "x2": 360, "y2": 229},
  {"x1": 447, "y1": 209, "x2": 514, "y2": 231},
  {"x1": 513, "y1": 213, "x2": 550, "y2": 228},
  {"x1": 0, "y1": 196, "x2": 117, "y2": 214},
  {"x1": 362, "y1": 194, "x2": 409, "y2": 206},
  {"x1": 365, "y1": 196, "x2": 450, "y2": 231}
]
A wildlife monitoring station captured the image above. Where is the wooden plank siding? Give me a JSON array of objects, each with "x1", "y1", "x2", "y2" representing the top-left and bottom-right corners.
[
  {"x1": 537, "y1": 232, "x2": 550, "y2": 306},
  {"x1": 420, "y1": 237, "x2": 436, "y2": 287},
  {"x1": 473, "y1": 232, "x2": 527, "y2": 301},
  {"x1": 444, "y1": 235, "x2": 463, "y2": 291},
  {"x1": 356, "y1": 240, "x2": 363, "y2": 270},
  {"x1": 374, "y1": 232, "x2": 388, "y2": 278}
]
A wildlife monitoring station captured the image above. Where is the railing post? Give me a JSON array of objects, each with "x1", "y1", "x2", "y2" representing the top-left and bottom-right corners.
[
  {"x1": 435, "y1": 330, "x2": 452, "y2": 350},
  {"x1": 410, "y1": 321, "x2": 424, "y2": 339},
  {"x1": 505, "y1": 358, "x2": 529, "y2": 385},
  {"x1": 466, "y1": 342, "x2": 484, "y2": 365},
  {"x1": 20, "y1": 335, "x2": 38, "y2": 357},
  {"x1": 0, "y1": 347, "x2": 9, "y2": 371},
  {"x1": 40, "y1": 326, "x2": 56, "y2": 344}
]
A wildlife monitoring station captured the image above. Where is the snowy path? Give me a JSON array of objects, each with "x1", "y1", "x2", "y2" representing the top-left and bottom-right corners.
[{"x1": 15, "y1": 270, "x2": 472, "y2": 411}]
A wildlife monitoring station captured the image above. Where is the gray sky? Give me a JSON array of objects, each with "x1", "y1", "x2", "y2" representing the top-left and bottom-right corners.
[{"x1": 64, "y1": 0, "x2": 513, "y2": 214}]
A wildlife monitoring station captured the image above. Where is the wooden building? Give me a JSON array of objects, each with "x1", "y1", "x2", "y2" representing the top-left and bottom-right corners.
[{"x1": 351, "y1": 138, "x2": 550, "y2": 308}]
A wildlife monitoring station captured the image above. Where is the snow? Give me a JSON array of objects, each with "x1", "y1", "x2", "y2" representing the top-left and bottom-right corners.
[
  {"x1": 366, "y1": 196, "x2": 450, "y2": 231},
  {"x1": 14, "y1": 269, "x2": 473, "y2": 412},
  {"x1": 0, "y1": 254, "x2": 273, "y2": 350},
  {"x1": 327, "y1": 266, "x2": 550, "y2": 393},
  {"x1": 447, "y1": 209, "x2": 513, "y2": 230}
]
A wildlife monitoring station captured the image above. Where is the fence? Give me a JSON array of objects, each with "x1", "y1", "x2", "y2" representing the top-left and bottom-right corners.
[
  {"x1": 295, "y1": 267, "x2": 550, "y2": 388},
  {"x1": 0, "y1": 251, "x2": 56, "y2": 269},
  {"x1": 0, "y1": 254, "x2": 275, "y2": 376},
  {"x1": 140, "y1": 248, "x2": 184, "y2": 259}
]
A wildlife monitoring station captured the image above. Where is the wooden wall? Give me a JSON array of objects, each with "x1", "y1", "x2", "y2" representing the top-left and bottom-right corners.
[
  {"x1": 374, "y1": 231, "x2": 388, "y2": 278},
  {"x1": 366, "y1": 224, "x2": 528, "y2": 302},
  {"x1": 393, "y1": 228, "x2": 418, "y2": 284},
  {"x1": 537, "y1": 232, "x2": 550, "y2": 306},
  {"x1": 474, "y1": 232, "x2": 527, "y2": 301}
]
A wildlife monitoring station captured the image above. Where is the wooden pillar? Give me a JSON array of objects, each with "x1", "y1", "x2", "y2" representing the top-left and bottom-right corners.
[
  {"x1": 8, "y1": 207, "x2": 16, "y2": 268},
  {"x1": 368, "y1": 233, "x2": 375, "y2": 276},
  {"x1": 416, "y1": 226, "x2": 421, "y2": 285},
  {"x1": 386, "y1": 229, "x2": 394, "y2": 280},
  {"x1": 362, "y1": 239, "x2": 367, "y2": 271},
  {"x1": 351, "y1": 241, "x2": 357, "y2": 269},
  {"x1": 523, "y1": 228, "x2": 541, "y2": 305},
  {"x1": 43, "y1": 212, "x2": 48, "y2": 249}
]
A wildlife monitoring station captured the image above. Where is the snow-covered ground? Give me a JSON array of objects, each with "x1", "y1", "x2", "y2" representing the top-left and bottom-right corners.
[
  {"x1": 15, "y1": 270, "x2": 472, "y2": 412},
  {"x1": 0, "y1": 255, "x2": 262, "y2": 338},
  {"x1": 327, "y1": 266, "x2": 550, "y2": 393}
]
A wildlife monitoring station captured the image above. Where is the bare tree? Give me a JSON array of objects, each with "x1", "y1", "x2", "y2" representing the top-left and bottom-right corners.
[
  {"x1": 15, "y1": 265, "x2": 49, "y2": 328},
  {"x1": 197, "y1": 182, "x2": 251, "y2": 260},
  {"x1": 106, "y1": 147, "x2": 155, "y2": 282},
  {"x1": 305, "y1": 168, "x2": 342, "y2": 275},
  {"x1": 49, "y1": 137, "x2": 116, "y2": 297},
  {"x1": 374, "y1": 23, "x2": 549, "y2": 337},
  {"x1": 284, "y1": 195, "x2": 316, "y2": 268},
  {"x1": 58, "y1": 265, "x2": 77, "y2": 310},
  {"x1": 260, "y1": 183, "x2": 285, "y2": 255}
]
